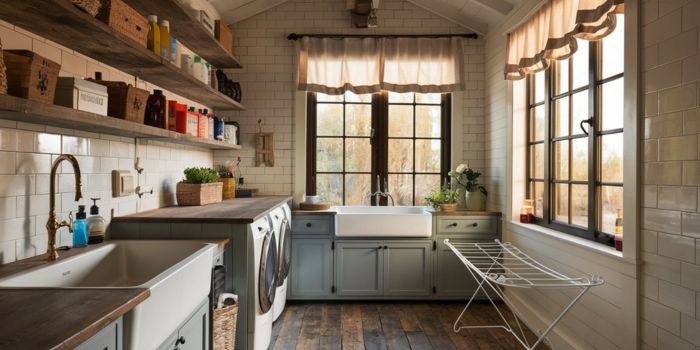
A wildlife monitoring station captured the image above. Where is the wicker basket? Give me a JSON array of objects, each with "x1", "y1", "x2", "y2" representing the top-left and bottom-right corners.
[
  {"x1": 0, "y1": 39, "x2": 6, "y2": 95},
  {"x1": 72, "y1": 0, "x2": 101, "y2": 17},
  {"x1": 96, "y1": 0, "x2": 148, "y2": 48},
  {"x1": 3, "y1": 50, "x2": 61, "y2": 104},
  {"x1": 213, "y1": 304, "x2": 238, "y2": 350},
  {"x1": 88, "y1": 79, "x2": 148, "y2": 123},
  {"x1": 176, "y1": 182, "x2": 223, "y2": 206}
]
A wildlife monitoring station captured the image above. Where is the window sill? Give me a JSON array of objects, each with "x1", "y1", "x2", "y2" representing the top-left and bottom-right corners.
[{"x1": 507, "y1": 220, "x2": 625, "y2": 261}]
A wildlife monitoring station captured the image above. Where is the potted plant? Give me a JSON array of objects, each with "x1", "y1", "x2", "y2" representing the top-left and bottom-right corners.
[
  {"x1": 425, "y1": 184, "x2": 459, "y2": 212},
  {"x1": 176, "y1": 167, "x2": 223, "y2": 206},
  {"x1": 218, "y1": 161, "x2": 238, "y2": 200},
  {"x1": 450, "y1": 164, "x2": 488, "y2": 211}
]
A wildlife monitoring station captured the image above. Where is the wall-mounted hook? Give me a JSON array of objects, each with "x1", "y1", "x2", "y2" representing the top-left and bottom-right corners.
[{"x1": 135, "y1": 157, "x2": 144, "y2": 174}]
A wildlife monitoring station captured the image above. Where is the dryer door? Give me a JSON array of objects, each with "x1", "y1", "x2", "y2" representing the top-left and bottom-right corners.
[
  {"x1": 275, "y1": 217, "x2": 292, "y2": 286},
  {"x1": 258, "y1": 230, "x2": 277, "y2": 313}
]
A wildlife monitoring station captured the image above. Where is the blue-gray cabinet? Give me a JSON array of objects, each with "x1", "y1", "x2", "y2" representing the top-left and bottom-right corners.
[
  {"x1": 335, "y1": 240, "x2": 431, "y2": 297},
  {"x1": 157, "y1": 298, "x2": 210, "y2": 350},
  {"x1": 76, "y1": 317, "x2": 122, "y2": 350},
  {"x1": 435, "y1": 238, "x2": 480, "y2": 297},
  {"x1": 335, "y1": 241, "x2": 383, "y2": 297},
  {"x1": 289, "y1": 238, "x2": 333, "y2": 298}
]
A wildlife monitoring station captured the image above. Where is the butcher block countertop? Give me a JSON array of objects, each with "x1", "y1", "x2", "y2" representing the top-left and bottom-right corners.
[
  {"x1": 0, "y1": 288, "x2": 149, "y2": 350},
  {"x1": 431, "y1": 210, "x2": 502, "y2": 217},
  {"x1": 112, "y1": 196, "x2": 293, "y2": 224}
]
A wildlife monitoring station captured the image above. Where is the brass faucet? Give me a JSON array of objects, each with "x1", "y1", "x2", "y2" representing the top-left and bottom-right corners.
[{"x1": 46, "y1": 154, "x2": 82, "y2": 261}]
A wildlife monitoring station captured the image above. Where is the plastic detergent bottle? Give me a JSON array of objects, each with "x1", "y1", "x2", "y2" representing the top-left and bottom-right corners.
[{"x1": 147, "y1": 15, "x2": 161, "y2": 57}]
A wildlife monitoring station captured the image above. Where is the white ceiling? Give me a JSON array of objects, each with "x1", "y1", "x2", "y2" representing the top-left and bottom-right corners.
[{"x1": 207, "y1": 0, "x2": 523, "y2": 34}]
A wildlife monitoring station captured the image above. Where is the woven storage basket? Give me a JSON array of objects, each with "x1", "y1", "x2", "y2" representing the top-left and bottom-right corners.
[
  {"x1": 72, "y1": 0, "x2": 101, "y2": 17},
  {"x1": 3, "y1": 50, "x2": 60, "y2": 104},
  {"x1": 96, "y1": 0, "x2": 148, "y2": 47},
  {"x1": 176, "y1": 182, "x2": 223, "y2": 206},
  {"x1": 213, "y1": 304, "x2": 238, "y2": 350},
  {"x1": 0, "y1": 39, "x2": 6, "y2": 95},
  {"x1": 89, "y1": 80, "x2": 148, "y2": 123}
]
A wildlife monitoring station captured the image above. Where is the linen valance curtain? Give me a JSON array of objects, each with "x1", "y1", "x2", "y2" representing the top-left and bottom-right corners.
[
  {"x1": 297, "y1": 36, "x2": 465, "y2": 95},
  {"x1": 505, "y1": 0, "x2": 624, "y2": 80}
]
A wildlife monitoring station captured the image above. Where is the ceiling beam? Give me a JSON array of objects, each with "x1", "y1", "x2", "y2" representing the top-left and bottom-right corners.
[
  {"x1": 406, "y1": 0, "x2": 488, "y2": 34},
  {"x1": 223, "y1": 0, "x2": 290, "y2": 24},
  {"x1": 472, "y1": 0, "x2": 513, "y2": 16}
]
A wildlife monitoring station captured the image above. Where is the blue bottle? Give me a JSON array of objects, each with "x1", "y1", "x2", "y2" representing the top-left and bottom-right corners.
[{"x1": 72, "y1": 205, "x2": 88, "y2": 247}]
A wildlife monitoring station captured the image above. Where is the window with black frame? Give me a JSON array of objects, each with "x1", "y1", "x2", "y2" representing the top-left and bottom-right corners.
[
  {"x1": 526, "y1": 14, "x2": 624, "y2": 246},
  {"x1": 307, "y1": 91, "x2": 451, "y2": 206}
]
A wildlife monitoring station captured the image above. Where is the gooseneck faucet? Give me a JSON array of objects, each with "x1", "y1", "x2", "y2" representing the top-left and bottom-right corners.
[
  {"x1": 46, "y1": 154, "x2": 82, "y2": 261},
  {"x1": 367, "y1": 175, "x2": 395, "y2": 206}
]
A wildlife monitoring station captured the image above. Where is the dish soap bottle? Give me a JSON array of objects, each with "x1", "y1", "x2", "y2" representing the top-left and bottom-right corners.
[
  {"x1": 159, "y1": 19, "x2": 171, "y2": 60},
  {"x1": 87, "y1": 198, "x2": 106, "y2": 244},
  {"x1": 147, "y1": 15, "x2": 160, "y2": 57},
  {"x1": 73, "y1": 206, "x2": 88, "y2": 248}
]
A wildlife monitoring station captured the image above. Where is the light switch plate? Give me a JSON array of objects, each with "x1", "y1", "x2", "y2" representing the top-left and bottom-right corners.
[{"x1": 112, "y1": 170, "x2": 134, "y2": 197}]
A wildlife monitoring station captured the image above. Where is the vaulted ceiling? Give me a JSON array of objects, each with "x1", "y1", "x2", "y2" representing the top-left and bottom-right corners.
[{"x1": 208, "y1": 0, "x2": 523, "y2": 34}]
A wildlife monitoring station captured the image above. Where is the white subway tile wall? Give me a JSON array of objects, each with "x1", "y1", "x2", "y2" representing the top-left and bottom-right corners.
[
  {"x1": 214, "y1": 0, "x2": 485, "y2": 195},
  {"x1": 642, "y1": 1, "x2": 700, "y2": 348},
  {"x1": 0, "y1": 21, "x2": 214, "y2": 262}
]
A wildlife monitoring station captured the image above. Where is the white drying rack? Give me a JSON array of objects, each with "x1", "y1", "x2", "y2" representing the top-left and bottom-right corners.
[{"x1": 444, "y1": 239, "x2": 604, "y2": 350}]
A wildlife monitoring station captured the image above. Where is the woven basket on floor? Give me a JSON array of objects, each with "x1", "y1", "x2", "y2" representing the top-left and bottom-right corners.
[
  {"x1": 213, "y1": 303, "x2": 238, "y2": 350},
  {"x1": 0, "y1": 38, "x2": 6, "y2": 95}
]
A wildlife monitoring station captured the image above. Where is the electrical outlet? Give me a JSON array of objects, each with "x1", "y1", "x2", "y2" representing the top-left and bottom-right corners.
[{"x1": 111, "y1": 170, "x2": 134, "y2": 197}]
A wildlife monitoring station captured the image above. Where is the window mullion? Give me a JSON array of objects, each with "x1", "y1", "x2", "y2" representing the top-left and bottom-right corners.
[
  {"x1": 543, "y1": 69, "x2": 552, "y2": 225},
  {"x1": 587, "y1": 41, "x2": 598, "y2": 237}
]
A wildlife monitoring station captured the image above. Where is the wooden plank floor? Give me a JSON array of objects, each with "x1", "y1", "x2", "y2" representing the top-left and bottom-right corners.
[{"x1": 269, "y1": 301, "x2": 550, "y2": 350}]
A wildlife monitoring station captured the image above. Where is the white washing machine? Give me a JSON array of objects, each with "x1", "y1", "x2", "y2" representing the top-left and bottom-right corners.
[
  {"x1": 269, "y1": 203, "x2": 292, "y2": 322},
  {"x1": 249, "y1": 217, "x2": 277, "y2": 350}
]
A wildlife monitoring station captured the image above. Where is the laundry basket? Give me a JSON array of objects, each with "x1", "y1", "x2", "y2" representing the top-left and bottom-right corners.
[{"x1": 213, "y1": 303, "x2": 237, "y2": 350}]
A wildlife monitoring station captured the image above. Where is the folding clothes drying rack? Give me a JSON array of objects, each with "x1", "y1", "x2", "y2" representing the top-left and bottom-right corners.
[{"x1": 444, "y1": 239, "x2": 604, "y2": 350}]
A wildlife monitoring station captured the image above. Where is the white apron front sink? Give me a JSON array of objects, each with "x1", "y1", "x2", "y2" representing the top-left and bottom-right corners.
[
  {"x1": 334, "y1": 206, "x2": 433, "y2": 237},
  {"x1": 0, "y1": 240, "x2": 215, "y2": 350}
]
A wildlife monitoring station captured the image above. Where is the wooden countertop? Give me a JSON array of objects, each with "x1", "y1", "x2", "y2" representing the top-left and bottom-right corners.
[
  {"x1": 292, "y1": 209, "x2": 337, "y2": 216},
  {"x1": 0, "y1": 288, "x2": 149, "y2": 350},
  {"x1": 431, "y1": 210, "x2": 502, "y2": 217},
  {"x1": 112, "y1": 196, "x2": 293, "y2": 224}
]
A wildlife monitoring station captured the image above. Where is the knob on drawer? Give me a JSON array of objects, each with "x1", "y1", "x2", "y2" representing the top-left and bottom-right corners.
[
  {"x1": 448, "y1": 222, "x2": 458, "y2": 227},
  {"x1": 471, "y1": 222, "x2": 478, "y2": 227},
  {"x1": 306, "y1": 222, "x2": 312, "y2": 227}
]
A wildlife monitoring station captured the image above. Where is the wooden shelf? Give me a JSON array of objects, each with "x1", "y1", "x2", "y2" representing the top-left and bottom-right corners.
[
  {"x1": 0, "y1": 0, "x2": 244, "y2": 110},
  {"x1": 122, "y1": 0, "x2": 242, "y2": 69},
  {"x1": 0, "y1": 94, "x2": 242, "y2": 150}
]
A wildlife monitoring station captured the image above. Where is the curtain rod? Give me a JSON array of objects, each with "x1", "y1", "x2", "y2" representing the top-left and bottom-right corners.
[{"x1": 286, "y1": 33, "x2": 479, "y2": 40}]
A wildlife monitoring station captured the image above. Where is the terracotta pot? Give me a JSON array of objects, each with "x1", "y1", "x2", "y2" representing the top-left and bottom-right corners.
[
  {"x1": 466, "y1": 191, "x2": 486, "y2": 211},
  {"x1": 440, "y1": 203, "x2": 458, "y2": 212}
]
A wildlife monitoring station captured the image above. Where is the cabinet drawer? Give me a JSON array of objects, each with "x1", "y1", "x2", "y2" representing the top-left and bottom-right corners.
[
  {"x1": 436, "y1": 217, "x2": 495, "y2": 235},
  {"x1": 292, "y1": 217, "x2": 332, "y2": 235},
  {"x1": 76, "y1": 317, "x2": 121, "y2": 350}
]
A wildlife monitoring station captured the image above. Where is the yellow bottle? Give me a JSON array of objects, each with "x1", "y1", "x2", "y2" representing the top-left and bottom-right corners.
[
  {"x1": 159, "y1": 20, "x2": 171, "y2": 60},
  {"x1": 147, "y1": 15, "x2": 160, "y2": 57}
]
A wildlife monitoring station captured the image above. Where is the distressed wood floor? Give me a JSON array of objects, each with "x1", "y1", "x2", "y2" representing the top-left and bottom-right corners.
[{"x1": 269, "y1": 302, "x2": 549, "y2": 350}]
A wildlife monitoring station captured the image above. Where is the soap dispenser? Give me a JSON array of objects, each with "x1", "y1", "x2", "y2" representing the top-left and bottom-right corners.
[
  {"x1": 87, "y1": 198, "x2": 106, "y2": 244},
  {"x1": 72, "y1": 205, "x2": 88, "y2": 247}
]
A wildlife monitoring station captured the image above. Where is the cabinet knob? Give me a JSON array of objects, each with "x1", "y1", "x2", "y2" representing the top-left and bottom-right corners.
[
  {"x1": 383, "y1": 245, "x2": 388, "y2": 249},
  {"x1": 471, "y1": 223, "x2": 478, "y2": 227},
  {"x1": 306, "y1": 222, "x2": 312, "y2": 227},
  {"x1": 176, "y1": 336, "x2": 186, "y2": 345},
  {"x1": 377, "y1": 246, "x2": 382, "y2": 249},
  {"x1": 448, "y1": 222, "x2": 458, "y2": 227}
]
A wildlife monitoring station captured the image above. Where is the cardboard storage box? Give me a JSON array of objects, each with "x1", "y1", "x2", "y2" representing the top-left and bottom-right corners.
[{"x1": 54, "y1": 77, "x2": 108, "y2": 116}]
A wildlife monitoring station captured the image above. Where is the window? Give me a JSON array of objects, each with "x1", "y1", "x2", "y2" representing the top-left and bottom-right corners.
[
  {"x1": 307, "y1": 91, "x2": 451, "y2": 206},
  {"x1": 526, "y1": 14, "x2": 624, "y2": 246}
]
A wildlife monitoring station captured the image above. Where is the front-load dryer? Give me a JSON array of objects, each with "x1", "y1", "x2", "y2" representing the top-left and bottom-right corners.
[
  {"x1": 269, "y1": 203, "x2": 291, "y2": 322},
  {"x1": 249, "y1": 217, "x2": 277, "y2": 350}
]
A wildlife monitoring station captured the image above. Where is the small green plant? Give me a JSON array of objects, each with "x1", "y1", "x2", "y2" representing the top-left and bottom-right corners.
[
  {"x1": 424, "y1": 184, "x2": 459, "y2": 209},
  {"x1": 182, "y1": 167, "x2": 221, "y2": 184},
  {"x1": 449, "y1": 164, "x2": 488, "y2": 195}
]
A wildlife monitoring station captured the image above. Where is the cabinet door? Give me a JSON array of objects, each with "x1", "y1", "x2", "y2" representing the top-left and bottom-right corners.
[
  {"x1": 383, "y1": 241, "x2": 432, "y2": 297},
  {"x1": 177, "y1": 301, "x2": 209, "y2": 350},
  {"x1": 335, "y1": 241, "x2": 383, "y2": 297},
  {"x1": 76, "y1": 317, "x2": 122, "y2": 350},
  {"x1": 289, "y1": 238, "x2": 333, "y2": 298},
  {"x1": 435, "y1": 239, "x2": 482, "y2": 298}
]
